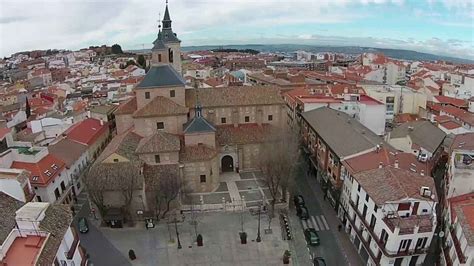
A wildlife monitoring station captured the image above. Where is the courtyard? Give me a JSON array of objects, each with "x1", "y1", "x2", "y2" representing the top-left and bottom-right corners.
[{"x1": 181, "y1": 170, "x2": 278, "y2": 211}]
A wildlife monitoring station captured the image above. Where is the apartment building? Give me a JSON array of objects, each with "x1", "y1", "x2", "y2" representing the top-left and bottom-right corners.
[
  {"x1": 300, "y1": 107, "x2": 384, "y2": 209},
  {"x1": 0, "y1": 201, "x2": 86, "y2": 265},
  {"x1": 441, "y1": 133, "x2": 474, "y2": 266},
  {"x1": 340, "y1": 164, "x2": 437, "y2": 266}
]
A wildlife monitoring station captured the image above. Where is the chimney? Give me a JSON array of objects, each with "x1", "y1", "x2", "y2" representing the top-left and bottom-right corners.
[
  {"x1": 420, "y1": 170, "x2": 425, "y2": 176},
  {"x1": 379, "y1": 162, "x2": 383, "y2": 168},
  {"x1": 100, "y1": 119, "x2": 104, "y2": 126},
  {"x1": 394, "y1": 160, "x2": 399, "y2": 168}
]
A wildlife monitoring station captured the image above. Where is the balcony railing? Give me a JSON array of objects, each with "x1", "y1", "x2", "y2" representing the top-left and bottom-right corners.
[
  {"x1": 66, "y1": 236, "x2": 79, "y2": 259},
  {"x1": 450, "y1": 228, "x2": 467, "y2": 264},
  {"x1": 349, "y1": 199, "x2": 430, "y2": 258}
]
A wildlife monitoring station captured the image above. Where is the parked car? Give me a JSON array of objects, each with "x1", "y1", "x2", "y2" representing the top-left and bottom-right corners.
[
  {"x1": 313, "y1": 257, "x2": 326, "y2": 266},
  {"x1": 298, "y1": 206, "x2": 309, "y2": 220},
  {"x1": 78, "y1": 217, "x2": 89, "y2": 233},
  {"x1": 304, "y1": 228, "x2": 320, "y2": 246},
  {"x1": 293, "y1": 195, "x2": 305, "y2": 207}
]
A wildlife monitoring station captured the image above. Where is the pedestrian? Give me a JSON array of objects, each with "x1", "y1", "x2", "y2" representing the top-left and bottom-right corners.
[{"x1": 338, "y1": 225, "x2": 342, "y2": 232}]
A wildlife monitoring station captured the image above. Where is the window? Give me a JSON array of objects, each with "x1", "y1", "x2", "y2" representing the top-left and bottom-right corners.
[
  {"x1": 60, "y1": 181, "x2": 66, "y2": 192},
  {"x1": 370, "y1": 214, "x2": 376, "y2": 229},
  {"x1": 145, "y1": 91, "x2": 150, "y2": 99},
  {"x1": 170, "y1": 90, "x2": 175, "y2": 98},
  {"x1": 36, "y1": 196, "x2": 42, "y2": 202},
  {"x1": 397, "y1": 203, "x2": 411, "y2": 211},
  {"x1": 113, "y1": 158, "x2": 119, "y2": 162},
  {"x1": 357, "y1": 184, "x2": 361, "y2": 192},
  {"x1": 34, "y1": 186, "x2": 38, "y2": 190},
  {"x1": 156, "y1": 122, "x2": 164, "y2": 130},
  {"x1": 155, "y1": 155, "x2": 161, "y2": 163},
  {"x1": 200, "y1": 175, "x2": 206, "y2": 183},
  {"x1": 221, "y1": 117, "x2": 226, "y2": 124},
  {"x1": 54, "y1": 188, "x2": 60, "y2": 200},
  {"x1": 380, "y1": 229, "x2": 388, "y2": 246},
  {"x1": 158, "y1": 54, "x2": 162, "y2": 62},
  {"x1": 362, "y1": 205, "x2": 368, "y2": 219},
  {"x1": 365, "y1": 194, "x2": 369, "y2": 202},
  {"x1": 245, "y1": 116, "x2": 250, "y2": 122},
  {"x1": 268, "y1": 115, "x2": 273, "y2": 121},
  {"x1": 398, "y1": 239, "x2": 412, "y2": 252},
  {"x1": 51, "y1": 164, "x2": 58, "y2": 170},
  {"x1": 416, "y1": 237, "x2": 428, "y2": 249},
  {"x1": 374, "y1": 205, "x2": 378, "y2": 212},
  {"x1": 168, "y1": 48, "x2": 174, "y2": 63}
]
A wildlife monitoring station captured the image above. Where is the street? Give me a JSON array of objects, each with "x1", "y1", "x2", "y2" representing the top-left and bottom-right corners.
[
  {"x1": 290, "y1": 162, "x2": 364, "y2": 266},
  {"x1": 73, "y1": 191, "x2": 131, "y2": 266}
]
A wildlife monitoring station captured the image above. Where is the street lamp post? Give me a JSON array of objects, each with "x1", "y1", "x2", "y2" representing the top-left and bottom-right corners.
[
  {"x1": 174, "y1": 218, "x2": 182, "y2": 249},
  {"x1": 256, "y1": 204, "x2": 262, "y2": 242}
]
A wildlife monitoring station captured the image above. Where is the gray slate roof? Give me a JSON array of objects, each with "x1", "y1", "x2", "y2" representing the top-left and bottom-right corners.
[
  {"x1": 390, "y1": 120, "x2": 446, "y2": 154},
  {"x1": 152, "y1": 31, "x2": 167, "y2": 51},
  {"x1": 301, "y1": 107, "x2": 385, "y2": 159},
  {"x1": 184, "y1": 115, "x2": 216, "y2": 134},
  {"x1": 0, "y1": 192, "x2": 24, "y2": 245},
  {"x1": 136, "y1": 65, "x2": 185, "y2": 89}
]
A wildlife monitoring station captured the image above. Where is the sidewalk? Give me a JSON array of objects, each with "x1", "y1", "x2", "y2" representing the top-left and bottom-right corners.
[{"x1": 303, "y1": 172, "x2": 363, "y2": 266}]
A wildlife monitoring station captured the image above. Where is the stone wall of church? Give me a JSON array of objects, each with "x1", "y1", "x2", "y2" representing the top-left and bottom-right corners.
[
  {"x1": 134, "y1": 114, "x2": 187, "y2": 136},
  {"x1": 189, "y1": 104, "x2": 286, "y2": 128},
  {"x1": 138, "y1": 151, "x2": 179, "y2": 165},
  {"x1": 184, "y1": 132, "x2": 216, "y2": 148},
  {"x1": 136, "y1": 85, "x2": 186, "y2": 109},
  {"x1": 183, "y1": 157, "x2": 219, "y2": 193}
]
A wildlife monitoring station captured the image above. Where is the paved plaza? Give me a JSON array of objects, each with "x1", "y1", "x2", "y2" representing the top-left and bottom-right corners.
[
  {"x1": 181, "y1": 171, "x2": 277, "y2": 210},
  {"x1": 102, "y1": 212, "x2": 295, "y2": 266}
]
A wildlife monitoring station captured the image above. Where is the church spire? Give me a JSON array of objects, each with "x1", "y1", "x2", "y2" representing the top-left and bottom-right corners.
[{"x1": 162, "y1": 0, "x2": 172, "y2": 29}]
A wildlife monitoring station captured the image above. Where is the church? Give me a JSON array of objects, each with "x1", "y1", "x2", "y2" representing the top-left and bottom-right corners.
[{"x1": 91, "y1": 2, "x2": 286, "y2": 217}]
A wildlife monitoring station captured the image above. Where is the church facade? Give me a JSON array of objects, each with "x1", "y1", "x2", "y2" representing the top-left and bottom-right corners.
[{"x1": 92, "y1": 3, "x2": 286, "y2": 216}]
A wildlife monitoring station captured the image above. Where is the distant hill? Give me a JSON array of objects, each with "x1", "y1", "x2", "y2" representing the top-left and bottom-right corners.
[{"x1": 176, "y1": 44, "x2": 473, "y2": 64}]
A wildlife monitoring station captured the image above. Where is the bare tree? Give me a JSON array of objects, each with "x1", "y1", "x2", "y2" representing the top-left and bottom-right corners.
[
  {"x1": 86, "y1": 162, "x2": 143, "y2": 219},
  {"x1": 144, "y1": 164, "x2": 182, "y2": 219},
  {"x1": 259, "y1": 128, "x2": 300, "y2": 218},
  {"x1": 84, "y1": 167, "x2": 107, "y2": 216}
]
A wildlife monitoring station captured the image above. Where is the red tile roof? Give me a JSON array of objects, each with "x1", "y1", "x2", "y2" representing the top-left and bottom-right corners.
[
  {"x1": 451, "y1": 133, "x2": 474, "y2": 151},
  {"x1": 11, "y1": 154, "x2": 65, "y2": 186},
  {"x1": 440, "y1": 121, "x2": 462, "y2": 130},
  {"x1": 64, "y1": 118, "x2": 108, "y2": 146},
  {"x1": 343, "y1": 147, "x2": 427, "y2": 175},
  {"x1": 0, "y1": 127, "x2": 11, "y2": 139},
  {"x1": 115, "y1": 97, "x2": 137, "y2": 115}
]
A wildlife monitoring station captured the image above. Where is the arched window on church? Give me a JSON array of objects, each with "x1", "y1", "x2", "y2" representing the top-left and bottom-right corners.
[{"x1": 168, "y1": 48, "x2": 174, "y2": 63}]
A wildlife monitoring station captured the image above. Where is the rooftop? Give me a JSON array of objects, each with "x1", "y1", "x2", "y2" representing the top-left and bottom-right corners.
[
  {"x1": 185, "y1": 86, "x2": 284, "y2": 108},
  {"x1": 11, "y1": 154, "x2": 65, "y2": 186},
  {"x1": 390, "y1": 120, "x2": 446, "y2": 154},
  {"x1": 96, "y1": 128, "x2": 142, "y2": 162},
  {"x1": 354, "y1": 166, "x2": 437, "y2": 206},
  {"x1": 133, "y1": 96, "x2": 188, "y2": 118},
  {"x1": 2, "y1": 235, "x2": 46, "y2": 266},
  {"x1": 449, "y1": 193, "x2": 474, "y2": 245},
  {"x1": 136, "y1": 131, "x2": 180, "y2": 154},
  {"x1": 135, "y1": 65, "x2": 185, "y2": 89},
  {"x1": 64, "y1": 118, "x2": 108, "y2": 146},
  {"x1": 216, "y1": 123, "x2": 273, "y2": 145},
  {"x1": 48, "y1": 138, "x2": 88, "y2": 167},
  {"x1": 0, "y1": 192, "x2": 24, "y2": 245},
  {"x1": 302, "y1": 107, "x2": 384, "y2": 159}
]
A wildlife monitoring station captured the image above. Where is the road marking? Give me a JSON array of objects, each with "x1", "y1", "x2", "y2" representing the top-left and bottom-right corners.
[
  {"x1": 315, "y1": 216, "x2": 324, "y2": 231},
  {"x1": 311, "y1": 216, "x2": 320, "y2": 231},
  {"x1": 321, "y1": 216, "x2": 330, "y2": 230}
]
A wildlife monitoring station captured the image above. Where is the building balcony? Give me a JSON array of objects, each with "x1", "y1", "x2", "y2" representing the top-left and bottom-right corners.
[
  {"x1": 383, "y1": 214, "x2": 434, "y2": 235},
  {"x1": 66, "y1": 236, "x2": 79, "y2": 260},
  {"x1": 443, "y1": 245, "x2": 453, "y2": 266},
  {"x1": 450, "y1": 228, "x2": 467, "y2": 264},
  {"x1": 349, "y1": 199, "x2": 430, "y2": 258},
  {"x1": 347, "y1": 212, "x2": 382, "y2": 265}
]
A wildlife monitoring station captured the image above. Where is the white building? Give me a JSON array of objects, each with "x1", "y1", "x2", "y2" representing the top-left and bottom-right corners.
[
  {"x1": 9, "y1": 147, "x2": 73, "y2": 204},
  {"x1": 0, "y1": 202, "x2": 86, "y2": 265},
  {"x1": 0, "y1": 168, "x2": 34, "y2": 202},
  {"x1": 340, "y1": 164, "x2": 437, "y2": 266}
]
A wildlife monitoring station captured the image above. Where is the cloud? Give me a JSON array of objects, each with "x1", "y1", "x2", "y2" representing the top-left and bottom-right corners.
[{"x1": 0, "y1": 0, "x2": 472, "y2": 60}]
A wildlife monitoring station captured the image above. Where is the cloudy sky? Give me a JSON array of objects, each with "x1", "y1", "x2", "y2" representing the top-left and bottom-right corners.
[{"x1": 0, "y1": 0, "x2": 473, "y2": 59}]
